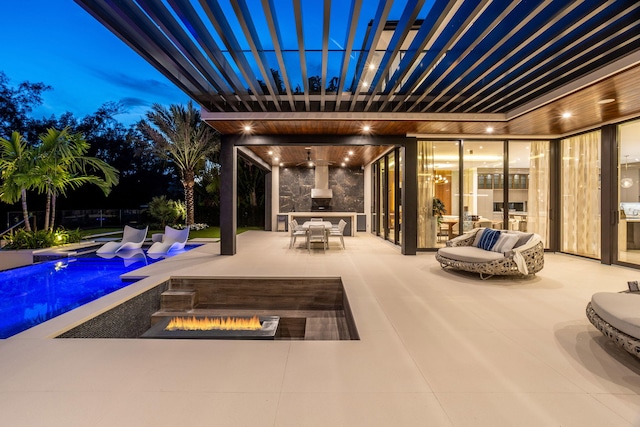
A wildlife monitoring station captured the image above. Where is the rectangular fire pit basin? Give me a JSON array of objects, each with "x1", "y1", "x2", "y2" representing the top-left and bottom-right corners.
[{"x1": 141, "y1": 315, "x2": 280, "y2": 340}]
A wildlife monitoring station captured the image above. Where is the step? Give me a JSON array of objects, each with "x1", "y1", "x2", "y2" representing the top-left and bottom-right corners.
[
  {"x1": 161, "y1": 289, "x2": 198, "y2": 310},
  {"x1": 304, "y1": 317, "x2": 340, "y2": 340}
]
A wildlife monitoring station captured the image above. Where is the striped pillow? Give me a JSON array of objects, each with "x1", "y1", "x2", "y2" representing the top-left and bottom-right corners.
[
  {"x1": 491, "y1": 233, "x2": 520, "y2": 253},
  {"x1": 476, "y1": 228, "x2": 501, "y2": 251}
]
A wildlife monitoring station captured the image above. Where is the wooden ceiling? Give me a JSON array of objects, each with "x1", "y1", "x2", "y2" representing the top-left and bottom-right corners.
[{"x1": 245, "y1": 145, "x2": 391, "y2": 168}]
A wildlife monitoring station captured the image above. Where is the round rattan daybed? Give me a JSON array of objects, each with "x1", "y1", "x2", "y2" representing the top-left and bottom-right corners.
[{"x1": 435, "y1": 228, "x2": 544, "y2": 280}]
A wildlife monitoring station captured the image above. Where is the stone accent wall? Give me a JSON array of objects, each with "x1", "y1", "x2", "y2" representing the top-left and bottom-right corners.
[
  {"x1": 279, "y1": 167, "x2": 314, "y2": 212},
  {"x1": 279, "y1": 166, "x2": 363, "y2": 212},
  {"x1": 329, "y1": 167, "x2": 364, "y2": 212}
]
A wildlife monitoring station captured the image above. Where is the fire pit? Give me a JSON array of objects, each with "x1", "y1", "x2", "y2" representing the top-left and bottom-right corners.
[{"x1": 141, "y1": 315, "x2": 280, "y2": 340}]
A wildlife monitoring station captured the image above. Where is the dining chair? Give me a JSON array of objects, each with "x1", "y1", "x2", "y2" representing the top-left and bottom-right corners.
[
  {"x1": 291, "y1": 219, "x2": 304, "y2": 231},
  {"x1": 307, "y1": 224, "x2": 327, "y2": 252},
  {"x1": 329, "y1": 219, "x2": 346, "y2": 249},
  {"x1": 289, "y1": 221, "x2": 307, "y2": 248},
  {"x1": 310, "y1": 217, "x2": 323, "y2": 222}
]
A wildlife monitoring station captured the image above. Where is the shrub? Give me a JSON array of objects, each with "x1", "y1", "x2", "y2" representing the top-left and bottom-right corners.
[
  {"x1": 148, "y1": 196, "x2": 186, "y2": 227},
  {"x1": 173, "y1": 223, "x2": 209, "y2": 231},
  {"x1": 2, "y1": 227, "x2": 82, "y2": 249}
]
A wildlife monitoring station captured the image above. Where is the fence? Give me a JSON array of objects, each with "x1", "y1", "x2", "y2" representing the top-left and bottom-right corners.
[{"x1": 6, "y1": 209, "x2": 145, "y2": 230}]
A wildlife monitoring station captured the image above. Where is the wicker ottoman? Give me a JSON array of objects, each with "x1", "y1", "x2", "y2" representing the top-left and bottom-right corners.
[{"x1": 587, "y1": 292, "x2": 640, "y2": 359}]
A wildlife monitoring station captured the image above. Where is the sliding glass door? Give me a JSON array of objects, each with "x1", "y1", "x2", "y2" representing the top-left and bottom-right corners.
[
  {"x1": 372, "y1": 149, "x2": 402, "y2": 245},
  {"x1": 462, "y1": 141, "x2": 504, "y2": 234},
  {"x1": 618, "y1": 120, "x2": 640, "y2": 266},
  {"x1": 561, "y1": 131, "x2": 601, "y2": 258},
  {"x1": 417, "y1": 141, "x2": 458, "y2": 248},
  {"x1": 511, "y1": 140, "x2": 550, "y2": 247},
  {"x1": 418, "y1": 139, "x2": 551, "y2": 249}
]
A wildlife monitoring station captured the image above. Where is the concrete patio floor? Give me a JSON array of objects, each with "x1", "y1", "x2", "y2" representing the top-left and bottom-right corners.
[{"x1": 1, "y1": 230, "x2": 640, "y2": 426}]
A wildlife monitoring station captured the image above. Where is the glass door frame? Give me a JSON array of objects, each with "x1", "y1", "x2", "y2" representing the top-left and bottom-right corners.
[
  {"x1": 418, "y1": 138, "x2": 553, "y2": 250},
  {"x1": 572, "y1": 120, "x2": 640, "y2": 269},
  {"x1": 371, "y1": 147, "x2": 402, "y2": 245}
]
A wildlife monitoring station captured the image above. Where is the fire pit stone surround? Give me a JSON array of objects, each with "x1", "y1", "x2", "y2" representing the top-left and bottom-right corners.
[{"x1": 57, "y1": 276, "x2": 358, "y2": 340}]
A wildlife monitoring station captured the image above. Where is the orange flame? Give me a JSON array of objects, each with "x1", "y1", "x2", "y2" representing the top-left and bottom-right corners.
[{"x1": 165, "y1": 316, "x2": 262, "y2": 331}]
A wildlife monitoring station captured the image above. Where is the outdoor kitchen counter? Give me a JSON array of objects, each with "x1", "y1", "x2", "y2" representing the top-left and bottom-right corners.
[{"x1": 284, "y1": 212, "x2": 358, "y2": 236}]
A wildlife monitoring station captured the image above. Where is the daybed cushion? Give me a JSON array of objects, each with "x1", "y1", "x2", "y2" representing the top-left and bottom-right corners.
[
  {"x1": 437, "y1": 246, "x2": 505, "y2": 263},
  {"x1": 591, "y1": 292, "x2": 640, "y2": 339}
]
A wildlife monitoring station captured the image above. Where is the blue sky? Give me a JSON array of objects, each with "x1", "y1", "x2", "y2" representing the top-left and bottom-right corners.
[{"x1": 1, "y1": 1, "x2": 191, "y2": 126}]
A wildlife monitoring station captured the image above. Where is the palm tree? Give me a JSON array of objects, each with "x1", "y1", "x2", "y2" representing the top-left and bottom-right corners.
[
  {"x1": 139, "y1": 101, "x2": 219, "y2": 225},
  {"x1": 0, "y1": 132, "x2": 33, "y2": 231},
  {"x1": 32, "y1": 128, "x2": 119, "y2": 230}
]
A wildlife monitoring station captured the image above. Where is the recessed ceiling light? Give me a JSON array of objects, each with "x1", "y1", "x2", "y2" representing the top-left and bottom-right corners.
[
  {"x1": 363, "y1": 125, "x2": 371, "y2": 132},
  {"x1": 486, "y1": 127, "x2": 494, "y2": 133},
  {"x1": 369, "y1": 63, "x2": 375, "y2": 70},
  {"x1": 274, "y1": 157, "x2": 279, "y2": 162},
  {"x1": 344, "y1": 157, "x2": 349, "y2": 162},
  {"x1": 244, "y1": 125, "x2": 252, "y2": 131},
  {"x1": 561, "y1": 112, "x2": 572, "y2": 119},
  {"x1": 267, "y1": 150, "x2": 273, "y2": 155},
  {"x1": 362, "y1": 81, "x2": 368, "y2": 88},
  {"x1": 598, "y1": 98, "x2": 616, "y2": 104},
  {"x1": 279, "y1": 162, "x2": 283, "y2": 167},
  {"x1": 348, "y1": 150, "x2": 354, "y2": 155},
  {"x1": 341, "y1": 162, "x2": 346, "y2": 167}
]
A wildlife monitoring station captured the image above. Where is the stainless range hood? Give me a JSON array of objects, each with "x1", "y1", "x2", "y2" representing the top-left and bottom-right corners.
[
  {"x1": 311, "y1": 163, "x2": 332, "y2": 198},
  {"x1": 311, "y1": 188, "x2": 333, "y2": 198}
]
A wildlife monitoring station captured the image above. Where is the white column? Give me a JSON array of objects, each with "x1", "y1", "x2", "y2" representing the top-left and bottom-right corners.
[
  {"x1": 271, "y1": 166, "x2": 280, "y2": 231},
  {"x1": 364, "y1": 163, "x2": 372, "y2": 233}
]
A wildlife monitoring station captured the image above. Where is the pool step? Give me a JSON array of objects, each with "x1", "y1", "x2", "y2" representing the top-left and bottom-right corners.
[{"x1": 161, "y1": 289, "x2": 198, "y2": 311}]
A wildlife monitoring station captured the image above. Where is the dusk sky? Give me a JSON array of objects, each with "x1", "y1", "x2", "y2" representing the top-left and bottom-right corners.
[{"x1": 1, "y1": 1, "x2": 191, "y2": 125}]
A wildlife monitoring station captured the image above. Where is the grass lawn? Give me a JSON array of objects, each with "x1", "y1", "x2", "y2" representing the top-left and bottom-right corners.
[{"x1": 79, "y1": 226, "x2": 261, "y2": 240}]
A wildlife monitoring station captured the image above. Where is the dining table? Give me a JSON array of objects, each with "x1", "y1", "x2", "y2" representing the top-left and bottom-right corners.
[
  {"x1": 441, "y1": 218, "x2": 458, "y2": 240},
  {"x1": 301, "y1": 221, "x2": 334, "y2": 231}
]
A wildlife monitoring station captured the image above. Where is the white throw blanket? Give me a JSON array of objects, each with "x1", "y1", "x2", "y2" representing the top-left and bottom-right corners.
[{"x1": 511, "y1": 235, "x2": 542, "y2": 274}]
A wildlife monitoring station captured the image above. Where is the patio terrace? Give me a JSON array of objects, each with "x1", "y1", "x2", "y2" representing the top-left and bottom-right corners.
[{"x1": 1, "y1": 231, "x2": 640, "y2": 426}]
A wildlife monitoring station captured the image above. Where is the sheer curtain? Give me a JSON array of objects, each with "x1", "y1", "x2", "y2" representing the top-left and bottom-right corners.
[
  {"x1": 561, "y1": 131, "x2": 601, "y2": 258},
  {"x1": 417, "y1": 141, "x2": 436, "y2": 248},
  {"x1": 527, "y1": 141, "x2": 550, "y2": 246}
]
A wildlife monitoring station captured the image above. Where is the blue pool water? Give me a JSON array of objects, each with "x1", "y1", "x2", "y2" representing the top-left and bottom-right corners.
[{"x1": 0, "y1": 246, "x2": 199, "y2": 338}]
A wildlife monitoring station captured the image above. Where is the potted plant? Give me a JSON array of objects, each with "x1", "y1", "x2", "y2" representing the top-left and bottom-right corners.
[{"x1": 432, "y1": 197, "x2": 446, "y2": 224}]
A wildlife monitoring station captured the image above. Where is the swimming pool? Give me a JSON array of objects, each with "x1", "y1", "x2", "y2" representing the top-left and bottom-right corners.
[{"x1": 0, "y1": 247, "x2": 198, "y2": 338}]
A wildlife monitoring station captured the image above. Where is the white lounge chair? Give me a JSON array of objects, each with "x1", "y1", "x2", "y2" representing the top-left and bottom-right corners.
[
  {"x1": 96, "y1": 225, "x2": 148, "y2": 254},
  {"x1": 147, "y1": 226, "x2": 190, "y2": 254},
  {"x1": 96, "y1": 249, "x2": 148, "y2": 267}
]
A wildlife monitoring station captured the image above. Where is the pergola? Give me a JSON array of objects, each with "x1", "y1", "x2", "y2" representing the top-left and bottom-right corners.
[{"x1": 75, "y1": 0, "x2": 640, "y2": 254}]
